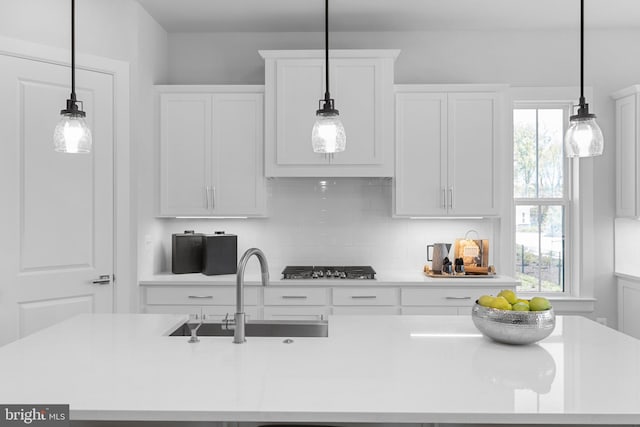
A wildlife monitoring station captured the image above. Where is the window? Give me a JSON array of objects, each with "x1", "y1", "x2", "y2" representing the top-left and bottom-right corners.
[{"x1": 513, "y1": 105, "x2": 571, "y2": 293}]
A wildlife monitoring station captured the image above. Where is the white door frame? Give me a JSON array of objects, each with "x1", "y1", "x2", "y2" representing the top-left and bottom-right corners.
[{"x1": 0, "y1": 35, "x2": 131, "y2": 313}]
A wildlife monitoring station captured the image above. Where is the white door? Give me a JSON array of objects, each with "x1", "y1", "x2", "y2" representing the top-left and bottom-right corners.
[{"x1": 0, "y1": 54, "x2": 114, "y2": 345}]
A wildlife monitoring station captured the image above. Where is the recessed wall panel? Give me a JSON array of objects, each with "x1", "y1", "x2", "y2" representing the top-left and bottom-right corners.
[{"x1": 20, "y1": 80, "x2": 94, "y2": 271}]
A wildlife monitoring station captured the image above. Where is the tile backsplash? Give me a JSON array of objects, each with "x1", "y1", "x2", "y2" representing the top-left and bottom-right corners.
[{"x1": 145, "y1": 178, "x2": 498, "y2": 278}]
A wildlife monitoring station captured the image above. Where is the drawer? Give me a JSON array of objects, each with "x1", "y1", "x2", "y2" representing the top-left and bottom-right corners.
[
  {"x1": 263, "y1": 307, "x2": 329, "y2": 321},
  {"x1": 144, "y1": 305, "x2": 260, "y2": 321},
  {"x1": 264, "y1": 287, "x2": 328, "y2": 306},
  {"x1": 145, "y1": 286, "x2": 258, "y2": 306},
  {"x1": 332, "y1": 306, "x2": 400, "y2": 315},
  {"x1": 401, "y1": 306, "x2": 461, "y2": 315},
  {"x1": 401, "y1": 287, "x2": 505, "y2": 307},
  {"x1": 332, "y1": 287, "x2": 399, "y2": 306}
]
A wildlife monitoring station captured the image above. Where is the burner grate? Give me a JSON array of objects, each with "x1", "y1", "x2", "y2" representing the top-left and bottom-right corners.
[{"x1": 282, "y1": 266, "x2": 376, "y2": 280}]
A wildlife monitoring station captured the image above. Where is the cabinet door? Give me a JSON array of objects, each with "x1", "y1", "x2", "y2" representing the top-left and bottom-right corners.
[
  {"x1": 447, "y1": 92, "x2": 500, "y2": 216},
  {"x1": 264, "y1": 53, "x2": 395, "y2": 177},
  {"x1": 159, "y1": 94, "x2": 212, "y2": 216},
  {"x1": 330, "y1": 58, "x2": 389, "y2": 168},
  {"x1": 395, "y1": 92, "x2": 447, "y2": 216},
  {"x1": 619, "y1": 278, "x2": 640, "y2": 339},
  {"x1": 212, "y1": 93, "x2": 266, "y2": 216},
  {"x1": 274, "y1": 58, "x2": 326, "y2": 167},
  {"x1": 616, "y1": 94, "x2": 639, "y2": 217}
]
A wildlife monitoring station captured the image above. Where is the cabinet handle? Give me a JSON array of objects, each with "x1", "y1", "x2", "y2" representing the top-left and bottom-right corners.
[
  {"x1": 212, "y1": 186, "x2": 216, "y2": 209},
  {"x1": 448, "y1": 187, "x2": 453, "y2": 209},
  {"x1": 205, "y1": 186, "x2": 210, "y2": 209},
  {"x1": 441, "y1": 188, "x2": 446, "y2": 209},
  {"x1": 188, "y1": 295, "x2": 214, "y2": 299},
  {"x1": 282, "y1": 295, "x2": 307, "y2": 299},
  {"x1": 445, "y1": 296, "x2": 471, "y2": 300},
  {"x1": 351, "y1": 295, "x2": 377, "y2": 299}
]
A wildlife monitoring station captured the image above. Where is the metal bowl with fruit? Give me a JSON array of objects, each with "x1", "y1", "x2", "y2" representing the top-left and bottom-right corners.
[{"x1": 471, "y1": 290, "x2": 555, "y2": 345}]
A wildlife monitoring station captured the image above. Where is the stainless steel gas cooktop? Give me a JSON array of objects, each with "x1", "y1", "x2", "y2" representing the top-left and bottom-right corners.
[{"x1": 281, "y1": 266, "x2": 376, "y2": 280}]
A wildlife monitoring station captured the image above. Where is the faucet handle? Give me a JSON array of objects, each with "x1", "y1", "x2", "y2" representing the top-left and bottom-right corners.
[{"x1": 222, "y1": 313, "x2": 235, "y2": 330}]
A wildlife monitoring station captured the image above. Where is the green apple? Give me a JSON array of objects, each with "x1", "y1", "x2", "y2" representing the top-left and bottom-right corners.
[{"x1": 529, "y1": 296, "x2": 551, "y2": 311}]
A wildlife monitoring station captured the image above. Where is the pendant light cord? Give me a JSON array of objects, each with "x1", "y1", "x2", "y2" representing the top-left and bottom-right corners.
[
  {"x1": 579, "y1": 0, "x2": 584, "y2": 104},
  {"x1": 71, "y1": 0, "x2": 77, "y2": 102},
  {"x1": 324, "y1": 0, "x2": 330, "y2": 101}
]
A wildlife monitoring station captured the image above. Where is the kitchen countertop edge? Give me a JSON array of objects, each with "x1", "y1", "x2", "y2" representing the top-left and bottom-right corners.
[{"x1": 139, "y1": 272, "x2": 520, "y2": 287}]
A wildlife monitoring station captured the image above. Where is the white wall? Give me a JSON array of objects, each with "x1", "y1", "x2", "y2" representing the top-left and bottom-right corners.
[
  {"x1": 0, "y1": 0, "x2": 137, "y2": 62},
  {"x1": 164, "y1": 28, "x2": 636, "y2": 326},
  {"x1": 130, "y1": 3, "x2": 169, "y2": 312}
]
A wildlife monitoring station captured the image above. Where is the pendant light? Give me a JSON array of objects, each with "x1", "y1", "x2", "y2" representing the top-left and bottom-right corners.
[
  {"x1": 53, "y1": 0, "x2": 92, "y2": 154},
  {"x1": 564, "y1": 0, "x2": 603, "y2": 158},
  {"x1": 311, "y1": 0, "x2": 346, "y2": 154}
]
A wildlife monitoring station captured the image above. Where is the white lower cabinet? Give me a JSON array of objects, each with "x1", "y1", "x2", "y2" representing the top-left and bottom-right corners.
[
  {"x1": 142, "y1": 286, "x2": 259, "y2": 321},
  {"x1": 401, "y1": 286, "x2": 515, "y2": 315},
  {"x1": 618, "y1": 277, "x2": 640, "y2": 339},
  {"x1": 139, "y1": 282, "x2": 517, "y2": 320},
  {"x1": 263, "y1": 307, "x2": 329, "y2": 321},
  {"x1": 332, "y1": 287, "x2": 400, "y2": 315},
  {"x1": 401, "y1": 306, "x2": 459, "y2": 315},
  {"x1": 263, "y1": 287, "x2": 329, "y2": 321}
]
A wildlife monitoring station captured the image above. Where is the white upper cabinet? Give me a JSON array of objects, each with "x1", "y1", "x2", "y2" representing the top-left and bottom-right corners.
[
  {"x1": 612, "y1": 85, "x2": 640, "y2": 218},
  {"x1": 394, "y1": 85, "x2": 506, "y2": 217},
  {"x1": 260, "y1": 50, "x2": 399, "y2": 177},
  {"x1": 157, "y1": 86, "x2": 266, "y2": 217}
]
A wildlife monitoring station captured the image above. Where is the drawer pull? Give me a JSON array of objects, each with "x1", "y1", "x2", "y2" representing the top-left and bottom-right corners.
[
  {"x1": 282, "y1": 295, "x2": 307, "y2": 299},
  {"x1": 188, "y1": 295, "x2": 214, "y2": 299},
  {"x1": 351, "y1": 295, "x2": 377, "y2": 299},
  {"x1": 445, "y1": 296, "x2": 471, "y2": 300}
]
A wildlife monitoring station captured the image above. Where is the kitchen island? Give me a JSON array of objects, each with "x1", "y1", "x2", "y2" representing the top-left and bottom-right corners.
[{"x1": 0, "y1": 313, "x2": 638, "y2": 426}]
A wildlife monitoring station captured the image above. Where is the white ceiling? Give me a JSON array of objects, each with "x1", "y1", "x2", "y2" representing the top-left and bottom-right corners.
[{"x1": 136, "y1": 0, "x2": 640, "y2": 33}]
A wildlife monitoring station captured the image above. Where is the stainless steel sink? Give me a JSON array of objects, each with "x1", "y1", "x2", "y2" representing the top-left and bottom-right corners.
[{"x1": 170, "y1": 319, "x2": 328, "y2": 338}]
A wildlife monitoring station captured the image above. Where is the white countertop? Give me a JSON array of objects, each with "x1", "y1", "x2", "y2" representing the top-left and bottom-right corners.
[
  {"x1": 1, "y1": 313, "x2": 639, "y2": 424},
  {"x1": 140, "y1": 271, "x2": 520, "y2": 287}
]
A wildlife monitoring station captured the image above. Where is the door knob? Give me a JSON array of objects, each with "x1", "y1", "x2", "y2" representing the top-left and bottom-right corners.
[{"x1": 92, "y1": 275, "x2": 111, "y2": 285}]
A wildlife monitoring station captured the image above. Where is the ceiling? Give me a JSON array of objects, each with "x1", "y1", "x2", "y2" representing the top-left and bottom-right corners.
[{"x1": 136, "y1": 0, "x2": 640, "y2": 33}]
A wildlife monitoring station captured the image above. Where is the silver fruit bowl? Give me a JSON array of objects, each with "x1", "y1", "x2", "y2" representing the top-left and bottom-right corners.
[{"x1": 471, "y1": 303, "x2": 555, "y2": 345}]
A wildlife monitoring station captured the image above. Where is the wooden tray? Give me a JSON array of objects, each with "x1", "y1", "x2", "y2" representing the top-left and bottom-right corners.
[{"x1": 424, "y1": 271, "x2": 496, "y2": 278}]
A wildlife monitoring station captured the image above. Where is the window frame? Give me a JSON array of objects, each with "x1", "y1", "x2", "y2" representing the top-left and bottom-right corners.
[{"x1": 513, "y1": 101, "x2": 575, "y2": 296}]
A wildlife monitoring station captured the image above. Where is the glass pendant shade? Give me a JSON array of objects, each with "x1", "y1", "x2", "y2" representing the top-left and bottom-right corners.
[
  {"x1": 564, "y1": 115, "x2": 603, "y2": 158},
  {"x1": 312, "y1": 113, "x2": 346, "y2": 154},
  {"x1": 53, "y1": 112, "x2": 92, "y2": 153}
]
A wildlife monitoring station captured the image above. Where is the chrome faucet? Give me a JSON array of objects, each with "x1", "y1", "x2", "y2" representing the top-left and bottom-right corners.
[{"x1": 234, "y1": 248, "x2": 269, "y2": 343}]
